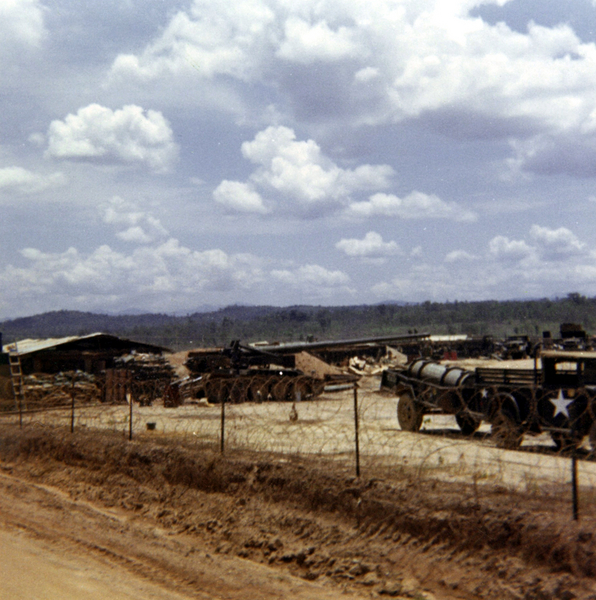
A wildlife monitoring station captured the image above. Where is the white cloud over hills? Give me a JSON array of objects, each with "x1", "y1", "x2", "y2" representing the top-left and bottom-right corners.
[
  {"x1": 4, "y1": 1, "x2": 596, "y2": 317},
  {"x1": 336, "y1": 232, "x2": 401, "y2": 261}
]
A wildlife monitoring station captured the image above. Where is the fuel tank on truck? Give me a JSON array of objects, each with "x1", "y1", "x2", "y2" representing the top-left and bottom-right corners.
[{"x1": 408, "y1": 358, "x2": 474, "y2": 388}]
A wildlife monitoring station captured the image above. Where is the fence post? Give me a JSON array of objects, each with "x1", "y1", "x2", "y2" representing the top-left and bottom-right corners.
[
  {"x1": 220, "y1": 392, "x2": 226, "y2": 454},
  {"x1": 571, "y1": 450, "x2": 579, "y2": 521},
  {"x1": 128, "y1": 391, "x2": 133, "y2": 441},
  {"x1": 70, "y1": 373, "x2": 76, "y2": 433},
  {"x1": 353, "y1": 384, "x2": 360, "y2": 478}
]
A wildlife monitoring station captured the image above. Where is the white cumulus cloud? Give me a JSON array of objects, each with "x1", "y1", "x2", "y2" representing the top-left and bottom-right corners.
[
  {"x1": 109, "y1": 0, "x2": 276, "y2": 83},
  {"x1": 45, "y1": 104, "x2": 178, "y2": 172},
  {"x1": 489, "y1": 235, "x2": 534, "y2": 260},
  {"x1": 0, "y1": 239, "x2": 267, "y2": 314},
  {"x1": 0, "y1": 238, "x2": 359, "y2": 314},
  {"x1": 101, "y1": 2, "x2": 590, "y2": 126},
  {"x1": 270, "y1": 264, "x2": 353, "y2": 299},
  {"x1": 347, "y1": 191, "x2": 477, "y2": 221},
  {"x1": 101, "y1": 196, "x2": 169, "y2": 244},
  {"x1": 213, "y1": 180, "x2": 269, "y2": 213},
  {"x1": 489, "y1": 225, "x2": 588, "y2": 264},
  {"x1": 276, "y1": 16, "x2": 361, "y2": 64},
  {"x1": 530, "y1": 224, "x2": 587, "y2": 258},
  {"x1": 242, "y1": 126, "x2": 393, "y2": 201},
  {"x1": 336, "y1": 231, "x2": 400, "y2": 259},
  {"x1": 104, "y1": 0, "x2": 596, "y2": 174},
  {"x1": 215, "y1": 125, "x2": 393, "y2": 216},
  {"x1": 0, "y1": 167, "x2": 66, "y2": 196},
  {"x1": 0, "y1": 0, "x2": 45, "y2": 52},
  {"x1": 0, "y1": 190, "x2": 359, "y2": 312},
  {"x1": 444, "y1": 250, "x2": 477, "y2": 262}
]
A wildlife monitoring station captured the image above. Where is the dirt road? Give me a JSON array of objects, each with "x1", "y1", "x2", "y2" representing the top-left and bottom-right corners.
[
  {"x1": 2, "y1": 421, "x2": 596, "y2": 600},
  {"x1": 0, "y1": 470, "x2": 369, "y2": 600},
  {"x1": 0, "y1": 528, "x2": 193, "y2": 600},
  {"x1": 4, "y1": 367, "x2": 596, "y2": 599}
]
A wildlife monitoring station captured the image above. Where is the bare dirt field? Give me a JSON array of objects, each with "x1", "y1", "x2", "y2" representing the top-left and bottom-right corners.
[{"x1": 2, "y1": 373, "x2": 596, "y2": 599}]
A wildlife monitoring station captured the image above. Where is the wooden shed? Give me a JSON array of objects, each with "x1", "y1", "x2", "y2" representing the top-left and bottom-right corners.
[{"x1": 3, "y1": 333, "x2": 169, "y2": 375}]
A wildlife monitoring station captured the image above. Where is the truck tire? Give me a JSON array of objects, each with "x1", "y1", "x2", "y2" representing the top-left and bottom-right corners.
[
  {"x1": 487, "y1": 392, "x2": 522, "y2": 450},
  {"x1": 397, "y1": 392, "x2": 423, "y2": 432},
  {"x1": 489, "y1": 393, "x2": 522, "y2": 450},
  {"x1": 455, "y1": 413, "x2": 481, "y2": 436},
  {"x1": 491, "y1": 409, "x2": 521, "y2": 449}
]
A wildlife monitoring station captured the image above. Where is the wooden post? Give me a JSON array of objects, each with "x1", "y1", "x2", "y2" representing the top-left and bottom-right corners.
[
  {"x1": 353, "y1": 384, "x2": 360, "y2": 478},
  {"x1": 220, "y1": 391, "x2": 226, "y2": 454},
  {"x1": 70, "y1": 374, "x2": 76, "y2": 433},
  {"x1": 128, "y1": 391, "x2": 133, "y2": 441},
  {"x1": 572, "y1": 451, "x2": 579, "y2": 521}
]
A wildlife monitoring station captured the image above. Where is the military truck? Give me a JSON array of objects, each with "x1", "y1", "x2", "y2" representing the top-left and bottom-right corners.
[{"x1": 381, "y1": 349, "x2": 596, "y2": 450}]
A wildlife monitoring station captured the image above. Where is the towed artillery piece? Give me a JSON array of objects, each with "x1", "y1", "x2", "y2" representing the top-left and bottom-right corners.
[
  {"x1": 381, "y1": 349, "x2": 596, "y2": 450},
  {"x1": 181, "y1": 332, "x2": 430, "y2": 405}
]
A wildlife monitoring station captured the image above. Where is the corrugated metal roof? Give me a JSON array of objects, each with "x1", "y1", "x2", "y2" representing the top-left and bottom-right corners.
[{"x1": 2, "y1": 332, "x2": 127, "y2": 356}]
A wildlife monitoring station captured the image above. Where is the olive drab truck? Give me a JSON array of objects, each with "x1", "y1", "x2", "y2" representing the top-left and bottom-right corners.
[{"x1": 381, "y1": 349, "x2": 596, "y2": 450}]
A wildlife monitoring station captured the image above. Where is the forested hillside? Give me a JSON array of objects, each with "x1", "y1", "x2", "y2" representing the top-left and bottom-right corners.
[{"x1": 1, "y1": 293, "x2": 594, "y2": 350}]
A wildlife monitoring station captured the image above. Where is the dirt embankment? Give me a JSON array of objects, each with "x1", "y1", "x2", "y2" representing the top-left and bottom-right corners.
[{"x1": 1, "y1": 424, "x2": 596, "y2": 600}]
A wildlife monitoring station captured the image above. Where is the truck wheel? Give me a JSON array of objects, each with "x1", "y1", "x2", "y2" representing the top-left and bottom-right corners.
[
  {"x1": 397, "y1": 392, "x2": 423, "y2": 432},
  {"x1": 490, "y1": 408, "x2": 521, "y2": 449},
  {"x1": 455, "y1": 413, "x2": 481, "y2": 436}
]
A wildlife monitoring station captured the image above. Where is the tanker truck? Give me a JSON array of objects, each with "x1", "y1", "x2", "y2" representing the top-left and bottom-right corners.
[{"x1": 381, "y1": 350, "x2": 596, "y2": 450}]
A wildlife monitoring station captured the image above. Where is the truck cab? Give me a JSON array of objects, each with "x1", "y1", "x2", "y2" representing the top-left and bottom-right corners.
[
  {"x1": 536, "y1": 350, "x2": 596, "y2": 448},
  {"x1": 541, "y1": 350, "x2": 596, "y2": 389}
]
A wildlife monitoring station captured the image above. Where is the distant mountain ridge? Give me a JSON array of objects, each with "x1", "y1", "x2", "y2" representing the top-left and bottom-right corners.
[
  {"x1": 0, "y1": 306, "x2": 284, "y2": 346},
  {"x1": 1, "y1": 294, "x2": 594, "y2": 351}
]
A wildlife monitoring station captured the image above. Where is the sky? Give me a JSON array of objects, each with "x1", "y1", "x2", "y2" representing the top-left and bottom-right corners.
[{"x1": 3, "y1": 0, "x2": 596, "y2": 318}]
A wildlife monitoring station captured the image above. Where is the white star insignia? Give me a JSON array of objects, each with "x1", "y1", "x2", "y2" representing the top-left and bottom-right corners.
[
  {"x1": 481, "y1": 389, "x2": 488, "y2": 399},
  {"x1": 549, "y1": 389, "x2": 573, "y2": 418}
]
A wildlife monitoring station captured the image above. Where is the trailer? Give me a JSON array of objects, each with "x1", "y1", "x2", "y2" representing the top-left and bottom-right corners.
[{"x1": 381, "y1": 350, "x2": 596, "y2": 450}]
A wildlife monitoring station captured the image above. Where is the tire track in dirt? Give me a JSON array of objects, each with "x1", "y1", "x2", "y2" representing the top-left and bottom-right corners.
[
  {"x1": 0, "y1": 471, "x2": 217, "y2": 599},
  {"x1": 0, "y1": 528, "x2": 195, "y2": 600},
  {"x1": 2, "y1": 424, "x2": 596, "y2": 600},
  {"x1": 0, "y1": 470, "x2": 369, "y2": 600}
]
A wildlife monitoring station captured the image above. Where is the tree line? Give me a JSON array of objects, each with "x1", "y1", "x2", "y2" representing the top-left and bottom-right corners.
[{"x1": 1, "y1": 293, "x2": 594, "y2": 351}]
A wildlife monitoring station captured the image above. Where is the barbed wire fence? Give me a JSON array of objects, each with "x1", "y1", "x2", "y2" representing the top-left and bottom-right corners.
[{"x1": 1, "y1": 373, "x2": 595, "y2": 521}]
